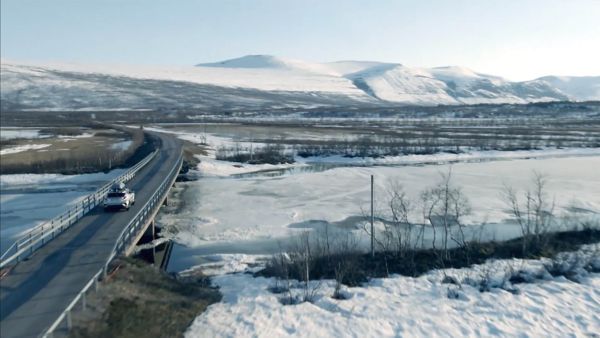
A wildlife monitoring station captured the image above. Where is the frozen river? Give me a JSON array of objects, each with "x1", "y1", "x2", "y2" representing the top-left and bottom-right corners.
[
  {"x1": 160, "y1": 154, "x2": 600, "y2": 272},
  {"x1": 0, "y1": 170, "x2": 125, "y2": 254}
]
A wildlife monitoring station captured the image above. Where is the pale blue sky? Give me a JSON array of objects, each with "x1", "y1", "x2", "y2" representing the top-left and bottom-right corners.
[{"x1": 2, "y1": 0, "x2": 599, "y2": 80}]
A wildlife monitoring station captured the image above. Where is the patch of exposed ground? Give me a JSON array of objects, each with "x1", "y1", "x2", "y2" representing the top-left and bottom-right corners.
[
  {"x1": 69, "y1": 258, "x2": 221, "y2": 338},
  {"x1": 182, "y1": 139, "x2": 208, "y2": 168}
]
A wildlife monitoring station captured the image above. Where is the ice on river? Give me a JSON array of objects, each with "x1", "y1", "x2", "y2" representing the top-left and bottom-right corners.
[
  {"x1": 159, "y1": 155, "x2": 600, "y2": 249},
  {"x1": 0, "y1": 169, "x2": 126, "y2": 252}
]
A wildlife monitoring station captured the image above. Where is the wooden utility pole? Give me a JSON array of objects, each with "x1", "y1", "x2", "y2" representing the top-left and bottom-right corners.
[{"x1": 371, "y1": 174, "x2": 374, "y2": 258}]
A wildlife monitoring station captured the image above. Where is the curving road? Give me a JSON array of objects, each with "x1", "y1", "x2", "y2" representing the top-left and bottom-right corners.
[{"x1": 0, "y1": 131, "x2": 182, "y2": 338}]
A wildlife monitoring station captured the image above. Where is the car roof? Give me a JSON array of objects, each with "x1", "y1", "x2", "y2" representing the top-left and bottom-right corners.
[{"x1": 111, "y1": 182, "x2": 126, "y2": 191}]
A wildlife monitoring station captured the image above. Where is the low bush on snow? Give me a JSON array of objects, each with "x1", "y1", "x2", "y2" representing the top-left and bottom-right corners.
[{"x1": 443, "y1": 245, "x2": 600, "y2": 298}]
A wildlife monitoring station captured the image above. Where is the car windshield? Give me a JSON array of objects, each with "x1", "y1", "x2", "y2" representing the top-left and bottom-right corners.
[{"x1": 107, "y1": 192, "x2": 125, "y2": 198}]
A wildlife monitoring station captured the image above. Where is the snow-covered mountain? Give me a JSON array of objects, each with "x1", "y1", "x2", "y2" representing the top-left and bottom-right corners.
[
  {"x1": 536, "y1": 76, "x2": 600, "y2": 101},
  {"x1": 1, "y1": 55, "x2": 598, "y2": 111}
]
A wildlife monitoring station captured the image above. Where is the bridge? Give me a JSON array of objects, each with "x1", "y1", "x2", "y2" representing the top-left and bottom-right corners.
[{"x1": 0, "y1": 131, "x2": 183, "y2": 338}]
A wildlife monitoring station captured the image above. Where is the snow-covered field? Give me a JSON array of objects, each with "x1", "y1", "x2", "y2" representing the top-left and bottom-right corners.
[
  {"x1": 0, "y1": 170, "x2": 125, "y2": 252},
  {"x1": 185, "y1": 248, "x2": 600, "y2": 338}
]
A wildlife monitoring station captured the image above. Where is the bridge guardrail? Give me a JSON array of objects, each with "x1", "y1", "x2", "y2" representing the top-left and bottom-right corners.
[
  {"x1": 0, "y1": 150, "x2": 158, "y2": 270},
  {"x1": 42, "y1": 148, "x2": 183, "y2": 338}
]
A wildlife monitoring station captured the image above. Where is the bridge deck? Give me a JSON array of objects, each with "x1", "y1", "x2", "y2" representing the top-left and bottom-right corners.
[{"x1": 0, "y1": 132, "x2": 181, "y2": 338}]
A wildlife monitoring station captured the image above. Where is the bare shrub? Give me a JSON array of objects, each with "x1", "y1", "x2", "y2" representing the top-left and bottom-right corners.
[
  {"x1": 387, "y1": 181, "x2": 417, "y2": 256},
  {"x1": 216, "y1": 143, "x2": 294, "y2": 164},
  {"x1": 330, "y1": 231, "x2": 359, "y2": 299},
  {"x1": 267, "y1": 245, "x2": 292, "y2": 294},
  {"x1": 446, "y1": 281, "x2": 471, "y2": 300},
  {"x1": 543, "y1": 248, "x2": 600, "y2": 282},
  {"x1": 286, "y1": 231, "x2": 322, "y2": 304}
]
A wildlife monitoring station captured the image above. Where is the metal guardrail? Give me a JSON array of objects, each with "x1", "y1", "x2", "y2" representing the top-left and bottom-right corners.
[
  {"x1": 0, "y1": 150, "x2": 158, "y2": 270},
  {"x1": 43, "y1": 149, "x2": 183, "y2": 338}
]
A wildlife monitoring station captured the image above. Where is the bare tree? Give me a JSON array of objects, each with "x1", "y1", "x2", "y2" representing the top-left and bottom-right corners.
[
  {"x1": 502, "y1": 171, "x2": 555, "y2": 255},
  {"x1": 421, "y1": 169, "x2": 471, "y2": 260},
  {"x1": 385, "y1": 180, "x2": 421, "y2": 257}
]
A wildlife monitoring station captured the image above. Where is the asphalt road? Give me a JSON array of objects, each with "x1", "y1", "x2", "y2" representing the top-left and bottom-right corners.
[{"x1": 0, "y1": 131, "x2": 182, "y2": 338}]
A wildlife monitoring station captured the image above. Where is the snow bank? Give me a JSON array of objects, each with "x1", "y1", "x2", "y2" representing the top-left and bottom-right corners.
[
  {"x1": 110, "y1": 140, "x2": 133, "y2": 151},
  {"x1": 179, "y1": 254, "x2": 268, "y2": 277},
  {"x1": 57, "y1": 132, "x2": 94, "y2": 139},
  {"x1": 0, "y1": 170, "x2": 125, "y2": 187},
  {"x1": 301, "y1": 147, "x2": 600, "y2": 165},
  {"x1": 196, "y1": 157, "x2": 302, "y2": 177},
  {"x1": 0, "y1": 173, "x2": 63, "y2": 187},
  {"x1": 185, "y1": 249, "x2": 600, "y2": 338}
]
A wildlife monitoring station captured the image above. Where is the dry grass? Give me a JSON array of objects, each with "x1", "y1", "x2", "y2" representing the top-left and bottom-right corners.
[
  {"x1": 181, "y1": 140, "x2": 208, "y2": 168},
  {"x1": 69, "y1": 258, "x2": 221, "y2": 338},
  {"x1": 0, "y1": 127, "x2": 145, "y2": 174}
]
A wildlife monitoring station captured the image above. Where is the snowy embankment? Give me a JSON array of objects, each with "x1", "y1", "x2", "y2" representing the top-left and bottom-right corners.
[
  {"x1": 143, "y1": 126, "x2": 306, "y2": 177},
  {"x1": 301, "y1": 147, "x2": 600, "y2": 166},
  {"x1": 197, "y1": 147, "x2": 600, "y2": 177},
  {"x1": 0, "y1": 144, "x2": 51, "y2": 155},
  {"x1": 185, "y1": 247, "x2": 600, "y2": 338},
  {"x1": 196, "y1": 157, "x2": 304, "y2": 177}
]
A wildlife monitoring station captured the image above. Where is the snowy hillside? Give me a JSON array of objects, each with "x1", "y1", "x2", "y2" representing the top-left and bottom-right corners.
[
  {"x1": 198, "y1": 55, "x2": 338, "y2": 76},
  {"x1": 346, "y1": 64, "x2": 571, "y2": 104},
  {"x1": 1, "y1": 55, "x2": 598, "y2": 111},
  {"x1": 537, "y1": 76, "x2": 600, "y2": 101},
  {"x1": 0, "y1": 61, "x2": 373, "y2": 111}
]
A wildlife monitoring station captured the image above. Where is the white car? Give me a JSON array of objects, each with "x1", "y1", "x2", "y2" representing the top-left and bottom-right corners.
[{"x1": 103, "y1": 184, "x2": 136, "y2": 211}]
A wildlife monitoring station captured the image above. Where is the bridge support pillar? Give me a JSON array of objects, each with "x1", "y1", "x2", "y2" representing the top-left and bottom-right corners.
[
  {"x1": 151, "y1": 220, "x2": 156, "y2": 265},
  {"x1": 163, "y1": 197, "x2": 168, "y2": 206}
]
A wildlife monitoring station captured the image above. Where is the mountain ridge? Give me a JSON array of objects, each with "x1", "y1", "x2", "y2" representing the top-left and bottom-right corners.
[{"x1": 1, "y1": 55, "x2": 599, "y2": 111}]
